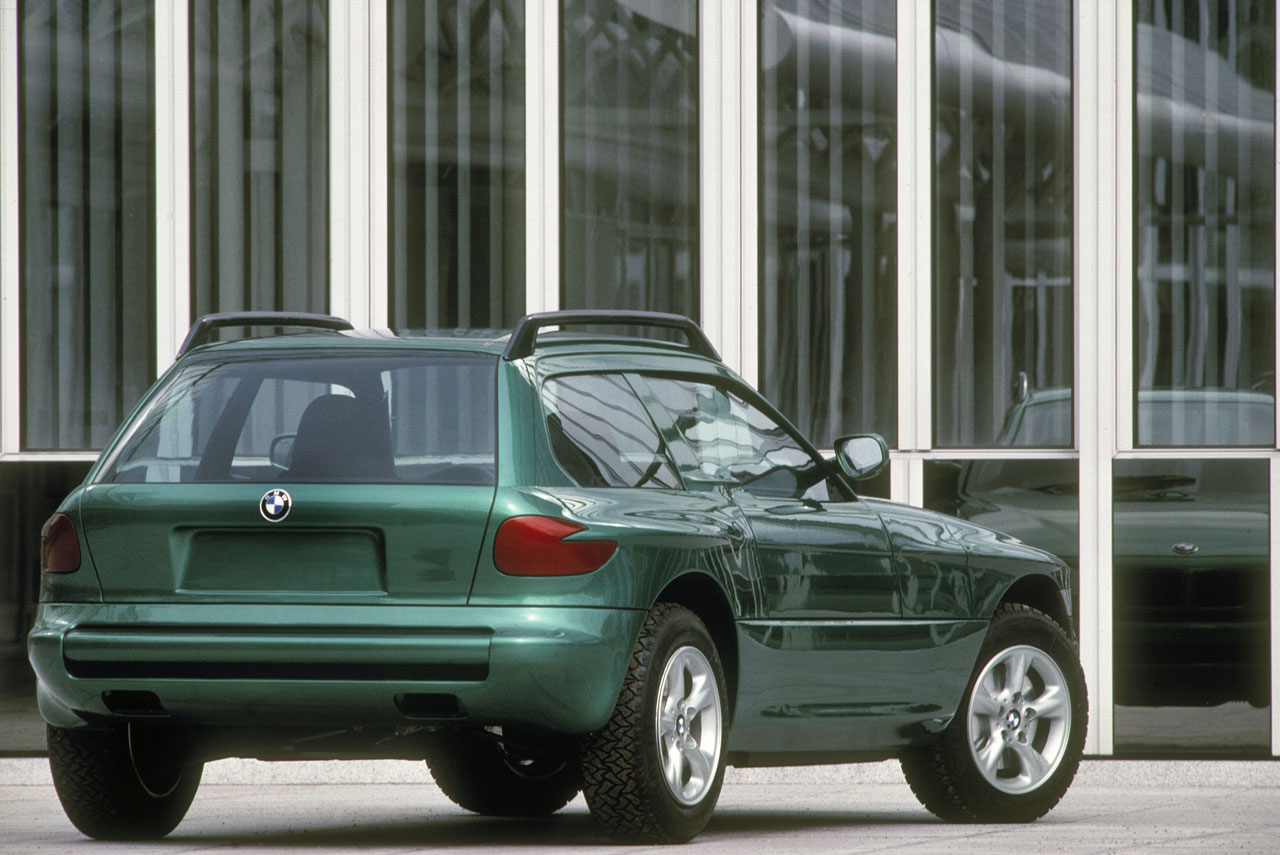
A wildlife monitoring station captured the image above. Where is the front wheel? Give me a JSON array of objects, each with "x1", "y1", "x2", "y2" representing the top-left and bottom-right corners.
[
  {"x1": 901, "y1": 603, "x2": 1087, "y2": 822},
  {"x1": 47, "y1": 723, "x2": 202, "y2": 840},
  {"x1": 581, "y1": 603, "x2": 727, "y2": 843}
]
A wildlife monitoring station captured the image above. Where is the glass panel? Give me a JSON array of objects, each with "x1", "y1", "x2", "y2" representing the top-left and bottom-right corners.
[
  {"x1": 389, "y1": 1, "x2": 524, "y2": 329},
  {"x1": 102, "y1": 353, "x2": 497, "y2": 485},
  {"x1": 542, "y1": 374, "x2": 680, "y2": 489},
  {"x1": 18, "y1": 0, "x2": 156, "y2": 450},
  {"x1": 0, "y1": 461, "x2": 95, "y2": 753},
  {"x1": 1134, "y1": 2, "x2": 1275, "y2": 447},
  {"x1": 561, "y1": 0, "x2": 698, "y2": 318},
  {"x1": 760, "y1": 0, "x2": 897, "y2": 449},
  {"x1": 933, "y1": 0, "x2": 1073, "y2": 448},
  {"x1": 191, "y1": 0, "x2": 329, "y2": 317},
  {"x1": 1113, "y1": 459, "x2": 1269, "y2": 755},
  {"x1": 924, "y1": 458, "x2": 1080, "y2": 620},
  {"x1": 645, "y1": 377, "x2": 831, "y2": 500}
]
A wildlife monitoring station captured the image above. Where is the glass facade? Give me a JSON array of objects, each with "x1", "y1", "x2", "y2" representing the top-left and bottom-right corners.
[
  {"x1": 389, "y1": 0, "x2": 524, "y2": 330},
  {"x1": 933, "y1": 0, "x2": 1073, "y2": 448},
  {"x1": 560, "y1": 0, "x2": 699, "y2": 318},
  {"x1": 1, "y1": 1, "x2": 1280, "y2": 761},
  {"x1": 1134, "y1": 0, "x2": 1275, "y2": 447},
  {"x1": 759, "y1": 0, "x2": 897, "y2": 449},
  {"x1": 18, "y1": 0, "x2": 156, "y2": 450},
  {"x1": 190, "y1": 0, "x2": 329, "y2": 317},
  {"x1": 1112, "y1": 459, "x2": 1270, "y2": 755}
]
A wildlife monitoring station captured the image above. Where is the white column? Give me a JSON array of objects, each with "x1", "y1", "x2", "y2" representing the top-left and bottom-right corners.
[
  {"x1": 738, "y1": 0, "x2": 759, "y2": 385},
  {"x1": 369, "y1": 1, "x2": 390, "y2": 329},
  {"x1": 155, "y1": 0, "x2": 191, "y2": 370},
  {"x1": 699, "y1": 0, "x2": 737, "y2": 372},
  {"x1": 1, "y1": 0, "x2": 19, "y2": 454},
  {"x1": 525, "y1": 0, "x2": 560, "y2": 315},
  {"x1": 889, "y1": 457, "x2": 925, "y2": 508},
  {"x1": 329, "y1": 0, "x2": 374, "y2": 328},
  {"x1": 892, "y1": 0, "x2": 933, "y2": 506},
  {"x1": 1075, "y1": 0, "x2": 1125, "y2": 756}
]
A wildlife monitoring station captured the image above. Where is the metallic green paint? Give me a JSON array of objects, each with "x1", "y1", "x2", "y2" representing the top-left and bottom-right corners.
[
  {"x1": 730, "y1": 618, "x2": 987, "y2": 754},
  {"x1": 79, "y1": 483, "x2": 496, "y2": 604},
  {"x1": 30, "y1": 602, "x2": 644, "y2": 735}
]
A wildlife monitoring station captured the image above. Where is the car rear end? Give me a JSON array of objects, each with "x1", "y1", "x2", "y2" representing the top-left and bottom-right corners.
[{"x1": 28, "y1": 337, "x2": 641, "y2": 740}]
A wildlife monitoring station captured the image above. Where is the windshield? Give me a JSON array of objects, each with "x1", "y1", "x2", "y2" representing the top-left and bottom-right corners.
[{"x1": 99, "y1": 351, "x2": 497, "y2": 484}]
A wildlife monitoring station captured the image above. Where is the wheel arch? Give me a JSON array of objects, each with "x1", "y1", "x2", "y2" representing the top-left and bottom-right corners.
[
  {"x1": 998, "y1": 573, "x2": 1072, "y2": 637},
  {"x1": 652, "y1": 572, "x2": 739, "y2": 721}
]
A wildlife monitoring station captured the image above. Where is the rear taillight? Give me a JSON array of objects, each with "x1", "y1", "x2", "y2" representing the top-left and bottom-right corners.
[
  {"x1": 41, "y1": 513, "x2": 81, "y2": 574},
  {"x1": 493, "y1": 516, "x2": 617, "y2": 577}
]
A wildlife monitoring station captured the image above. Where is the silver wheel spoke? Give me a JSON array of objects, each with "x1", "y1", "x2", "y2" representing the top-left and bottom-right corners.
[
  {"x1": 682, "y1": 742, "x2": 712, "y2": 786},
  {"x1": 685, "y1": 677, "x2": 714, "y2": 715},
  {"x1": 1004, "y1": 649, "x2": 1032, "y2": 695},
  {"x1": 665, "y1": 739, "x2": 684, "y2": 792},
  {"x1": 970, "y1": 689, "x2": 1002, "y2": 718},
  {"x1": 1030, "y1": 686, "x2": 1067, "y2": 719},
  {"x1": 1010, "y1": 738, "x2": 1051, "y2": 783},
  {"x1": 978, "y1": 738, "x2": 1005, "y2": 775}
]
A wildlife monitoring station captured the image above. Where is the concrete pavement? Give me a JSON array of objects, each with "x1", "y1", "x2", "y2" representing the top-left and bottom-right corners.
[{"x1": 2, "y1": 757, "x2": 1279, "y2": 853}]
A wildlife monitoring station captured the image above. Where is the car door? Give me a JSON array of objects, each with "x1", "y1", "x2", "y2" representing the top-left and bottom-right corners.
[{"x1": 636, "y1": 375, "x2": 918, "y2": 754}]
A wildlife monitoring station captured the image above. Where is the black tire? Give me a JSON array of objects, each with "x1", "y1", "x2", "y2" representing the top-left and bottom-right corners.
[
  {"x1": 423, "y1": 729, "x2": 581, "y2": 816},
  {"x1": 47, "y1": 723, "x2": 202, "y2": 840},
  {"x1": 581, "y1": 603, "x2": 728, "y2": 843},
  {"x1": 901, "y1": 603, "x2": 1087, "y2": 823}
]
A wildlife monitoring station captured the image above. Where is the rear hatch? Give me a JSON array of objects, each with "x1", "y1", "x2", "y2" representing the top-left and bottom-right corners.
[{"x1": 81, "y1": 348, "x2": 498, "y2": 604}]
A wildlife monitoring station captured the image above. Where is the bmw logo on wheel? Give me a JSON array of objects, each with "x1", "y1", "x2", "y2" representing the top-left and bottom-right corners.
[{"x1": 260, "y1": 489, "x2": 292, "y2": 522}]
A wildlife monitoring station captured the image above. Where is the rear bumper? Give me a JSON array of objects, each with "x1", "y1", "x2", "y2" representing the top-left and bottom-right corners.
[{"x1": 29, "y1": 602, "x2": 644, "y2": 735}]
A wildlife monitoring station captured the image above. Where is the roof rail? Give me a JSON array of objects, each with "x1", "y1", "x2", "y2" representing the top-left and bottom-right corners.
[
  {"x1": 503, "y1": 310, "x2": 721, "y2": 362},
  {"x1": 176, "y1": 312, "x2": 355, "y2": 358}
]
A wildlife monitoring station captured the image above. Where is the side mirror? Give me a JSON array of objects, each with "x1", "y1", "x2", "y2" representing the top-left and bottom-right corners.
[
  {"x1": 269, "y1": 434, "x2": 296, "y2": 471},
  {"x1": 834, "y1": 433, "x2": 888, "y2": 481}
]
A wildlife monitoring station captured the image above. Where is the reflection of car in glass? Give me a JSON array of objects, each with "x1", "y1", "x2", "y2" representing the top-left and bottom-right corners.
[
  {"x1": 31, "y1": 311, "x2": 1084, "y2": 842},
  {"x1": 932, "y1": 386, "x2": 1272, "y2": 709}
]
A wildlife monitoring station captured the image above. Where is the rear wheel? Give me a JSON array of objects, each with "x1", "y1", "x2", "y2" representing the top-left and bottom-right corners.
[
  {"x1": 47, "y1": 723, "x2": 202, "y2": 840},
  {"x1": 581, "y1": 603, "x2": 727, "y2": 843},
  {"x1": 901, "y1": 603, "x2": 1087, "y2": 822},
  {"x1": 423, "y1": 729, "x2": 581, "y2": 816}
]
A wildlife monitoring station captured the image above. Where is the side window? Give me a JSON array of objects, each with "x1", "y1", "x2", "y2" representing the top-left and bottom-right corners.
[
  {"x1": 645, "y1": 377, "x2": 832, "y2": 501},
  {"x1": 542, "y1": 374, "x2": 681, "y2": 489}
]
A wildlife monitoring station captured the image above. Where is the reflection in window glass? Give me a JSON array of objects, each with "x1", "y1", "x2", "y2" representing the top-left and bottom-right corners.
[
  {"x1": 390, "y1": 1, "x2": 524, "y2": 329},
  {"x1": 0, "y1": 461, "x2": 95, "y2": 753},
  {"x1": 191, "y1": 0, "x2": 328, "y2": 317},
  {"x1": 561, "y1": 0, "x2": 698, "y2": 318},
  {"x1": 1135, "y1": 2, "x2": 1275, "y2": 447},
  {"x1": 542, "y1": 375, "x2": 679, "y2": 489},
  {"x1": 933, "y1": 0, "x2": 1073, "y2": 448},
  {"x1": 646, "y1": 378, "x2": 828, "y2": 500},
  {"x1": 1113, "y1": 459, "x2": 1269, "y2": 755},
  {"x1": 760, "y1": 1, "x2": 896, "y2": 449},
  {"x1": 924, "y1": 458, "x2": 1080, "y2": 615},
  {"x1": 18, "y1": 0, "x2": 156, "y2": 450}
]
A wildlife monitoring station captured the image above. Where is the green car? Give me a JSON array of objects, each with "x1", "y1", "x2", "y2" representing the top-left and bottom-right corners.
[{"x1": 29, "y1": 310, "x2": 1086, "y2": 842}]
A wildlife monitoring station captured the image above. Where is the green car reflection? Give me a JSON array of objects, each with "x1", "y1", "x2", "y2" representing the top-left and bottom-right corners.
[{"x1": 929, "y1": 387, "x2": 1271, "y2": 715}]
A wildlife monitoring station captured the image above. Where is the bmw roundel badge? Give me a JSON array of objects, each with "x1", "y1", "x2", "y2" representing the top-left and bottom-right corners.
[{"x1": 260, "y1": 489, "x2": 292, "y2": 522}]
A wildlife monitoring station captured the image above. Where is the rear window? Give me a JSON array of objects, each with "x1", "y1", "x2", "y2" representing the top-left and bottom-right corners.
[{"x1": 99, "y1": 351, "x2": 497, "y2": 484}]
